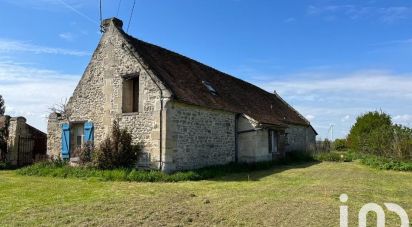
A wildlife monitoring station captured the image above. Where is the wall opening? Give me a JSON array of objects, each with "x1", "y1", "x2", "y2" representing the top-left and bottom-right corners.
[
  {"x1": 70, "y1": 123, "x2": 84, "y2": 156},
  {"x1": 122, "y1": 77, "x2": 139, "y2": 113},
  {"x1": 268, "y1": 129, "x2": 278, "y2": 154}
]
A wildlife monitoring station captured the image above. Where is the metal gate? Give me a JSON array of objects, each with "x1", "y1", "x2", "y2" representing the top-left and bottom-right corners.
[{"x1": 17, "y1": 136, "x2": 35, "y2": 166}]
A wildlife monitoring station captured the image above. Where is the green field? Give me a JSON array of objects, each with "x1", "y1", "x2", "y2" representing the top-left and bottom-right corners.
[{"x1": 0, "y1": 162, "x2": 411, "y2": 226}]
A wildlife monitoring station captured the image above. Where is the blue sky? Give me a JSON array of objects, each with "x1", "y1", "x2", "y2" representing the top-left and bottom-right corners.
[{"x1": 0, "y1": 0, "x2": 412, "y2": 139}]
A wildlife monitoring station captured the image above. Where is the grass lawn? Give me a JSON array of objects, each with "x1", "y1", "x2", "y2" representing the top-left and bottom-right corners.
[{"x1": 0, "y1": 162, "x2": 411, "y2": 226}]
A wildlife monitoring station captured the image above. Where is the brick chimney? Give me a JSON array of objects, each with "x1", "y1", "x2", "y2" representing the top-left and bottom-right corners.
[{"x1": 101, "y1": 17, "x2": 123, "y2": 32}]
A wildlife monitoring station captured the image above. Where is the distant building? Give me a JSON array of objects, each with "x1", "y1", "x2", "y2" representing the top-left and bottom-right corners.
[
  {"x1": 0, "y1": 115, "x2": 47, "y2": 166},
  {"x1": 47, "y1": 18, "x2": 317, "y2": 172}
]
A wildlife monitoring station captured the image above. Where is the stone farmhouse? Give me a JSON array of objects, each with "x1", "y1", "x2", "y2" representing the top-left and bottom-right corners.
[{"x1": 47, "y1": 18, "x2": 317, "y2": 172}]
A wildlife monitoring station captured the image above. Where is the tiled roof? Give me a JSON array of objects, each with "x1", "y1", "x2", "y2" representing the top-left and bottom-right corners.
[{"x1": 121, "y1": 32, "x2": 310, "y2": 127}]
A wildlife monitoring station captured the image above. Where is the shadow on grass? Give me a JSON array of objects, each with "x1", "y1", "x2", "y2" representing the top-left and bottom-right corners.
[
  {"x1": 16, "y1": 152, "x2": 321, "y2": 182},
  {"x1": 0, "y1": 162, "x2": 18, "y2": 171},
  {"x1": 197, "y1": 161, "x2": 321, "y2": 182}
]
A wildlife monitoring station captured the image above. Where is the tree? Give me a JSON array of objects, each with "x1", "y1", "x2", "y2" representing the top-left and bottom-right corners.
[
  {"x1": 333, "y1": 138, "x2": 347, "y2": 151},
  {"x1": 347, "y1": 111, "x2": 392, "y2": 153},
  {"x1": 48, "y1": 98, "x2": 72, "y2": 121},
  {"x1": 0, "y1": 95, "x2": 5, "y2": 116},
  {"x1": 0, "y1": 95, "x2": 7, "y2": 161}
]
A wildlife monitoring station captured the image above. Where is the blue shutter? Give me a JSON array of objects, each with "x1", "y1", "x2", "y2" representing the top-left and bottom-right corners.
[
  {"x1": 84, "y1": 121, "x2": 94, "y2": 142},
  {"x1": 61, "y1": 123, "x2": 70, "y2": 159}
]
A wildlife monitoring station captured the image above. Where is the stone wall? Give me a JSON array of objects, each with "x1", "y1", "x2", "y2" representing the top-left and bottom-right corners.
[
  {"x1": 5, "y1": 117, "x2": 46, "y2": 165},
  {"x1": 237, "y1": 115, "x2": 285, "y2": 163},
  {"x1": 47, "y1": 18, "x2": 171, "y2": 165},
  {"x1": 285, "y1": 124, "x2": 317, "y2": 152},
  {"x1": 306, "y1": 127, "x2": 317, "y2": 151},
  {"x1": 164, "y1": 102, "x2": 235, "y2": 172},
  {"x1": 47, "y1": 113, "x2": 63, "y2": 159}
]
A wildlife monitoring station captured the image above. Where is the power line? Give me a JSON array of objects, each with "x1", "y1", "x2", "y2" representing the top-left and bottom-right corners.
[
  {"x1": 127, "y1": 0, "x2": 136, "y2": 32},
  {"x1": 116, "y1": 0, "x2": 123, "y2": 17}
]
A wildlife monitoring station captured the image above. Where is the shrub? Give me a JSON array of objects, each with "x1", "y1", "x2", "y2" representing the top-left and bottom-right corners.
[
  {"x1": 347, "y1": 111, "x2": 392, "y2": 152},
  {"x1": 79, "y1": 141, "x2": 94, "y2": 164},
  {"x1": 314, "y1": 151, "x2": 353, "y2": 162},
  {"x1": 333, "y1": 139, "x2": 347, "y2": 151},
  {"x1": 347, "y1": 111, "x2": 412, "y2": 161},
  {"x1": 359, "y1": 154, "x2": 412, "y2": 171},
  {"x1": 93, "y1": 121, "x2": 139, "y2": 169},
  {"x1": 0, "y1": 116, "x2": 9, "y2": 162},
  {"x1": 0, "y1": 161, "x2": 14, "y2": 170},
  {"x1": 284, "y1": 151, "x2": 315, "y2": 163},
  {"x1": 16, "y1": 152, "x2": 321, "y2": 182},
  {"x1": 391, "y1": 124, "x2": 412, "y2": 160},
  {"x1": 316, "y1": 139, "x2": 331, "y2": 152}
]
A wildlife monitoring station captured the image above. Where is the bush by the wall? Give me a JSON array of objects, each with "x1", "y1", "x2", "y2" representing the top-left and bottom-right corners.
[
  {"x1": 93, "y1": 121, "x2": 139, "y2": 169},
  {"x1": 79, "y1": 141, "x2": 94, "y2": 164}
]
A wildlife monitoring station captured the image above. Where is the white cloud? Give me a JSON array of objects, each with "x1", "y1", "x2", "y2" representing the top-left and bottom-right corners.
[
  {"x1": 307, "y1": 5, "x2": 412, "y2": 23},
  {"x1": 261, "y1": 70, "x2": 412, "y2": 100},
  {"x1": 0, "y1": 39, "x2": 89, "y2": 56},
  {"x1": 393, "y1": 114, "x2": 412, "y2": 126},
  {"x1": 305, "y1": 114, "x2": 315, "y2": 121},
  {"x1": 341, "y1": 115, "x2": 350, "y2": 122},
  {"x1": 0, "y1": 61, "x2": 79, "y2": 132},
  {"x1": 394, "y1": 114, "x2": 412, "y2": 121},
  {"x1": 59, "y1": 32, "x2": 76, "y2": 42},
  {"x1": 254, "y1": 69, "x2": 412, "y2": 139}
]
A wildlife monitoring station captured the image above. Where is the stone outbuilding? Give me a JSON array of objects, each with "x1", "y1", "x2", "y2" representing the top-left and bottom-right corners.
[
  {"x1": 47, "y1": 18, "x2": 317, "y2": 172},
  {"x1": 0, "y1": 115, "x2": 47, "y2": 166}
]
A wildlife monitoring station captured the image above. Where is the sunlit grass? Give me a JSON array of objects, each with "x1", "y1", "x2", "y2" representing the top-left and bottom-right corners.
[{"x1": 0, "y1": 162, "x2": 411, "y2": 226}]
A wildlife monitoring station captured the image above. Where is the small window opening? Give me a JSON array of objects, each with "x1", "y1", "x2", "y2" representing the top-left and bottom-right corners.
[
  {"x1": 268, "y1": 130, "x2": 278, "y2": 154},
  {"x1": 202, "y1": 80, "x2": 217, "y2": 95},
  {"x1": 122, "y1": 77, "x2": 139, "y2": 113}
]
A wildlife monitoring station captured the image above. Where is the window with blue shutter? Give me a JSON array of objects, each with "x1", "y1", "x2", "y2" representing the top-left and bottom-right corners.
[
  {"x1": 61, "y1": 123, "x2": 70, "y2": 159},
  {"x1": 84, "y1": 121, "x2": 94, "y2": 142}
]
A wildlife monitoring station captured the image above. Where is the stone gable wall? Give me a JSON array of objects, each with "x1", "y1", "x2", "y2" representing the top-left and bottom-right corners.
[
  {"x1": 285, "y1": 125, "x2": 316, "y2": 152},
  {"x1": 47, "y1": 20, "x2": 171, "y2": 167}
]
